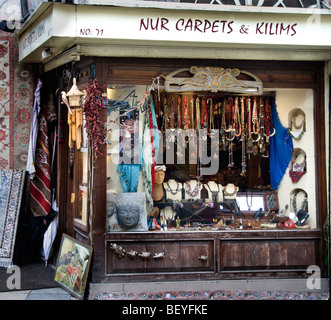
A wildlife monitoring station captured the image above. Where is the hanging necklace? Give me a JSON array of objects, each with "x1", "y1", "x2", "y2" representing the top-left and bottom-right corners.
[
  {"x1": 185, "y1": 180, "x2": 202, "y2": 197},
  {"x1": 221, "y1": 98, "x2": 226, "y2": 150},
  {"x1": 163, "y1": 97, "x2": 168, "y2": 133},
  {"x1": 208, "y1": 98, "x2": 214, "y2": 134},
  {"x1": 293, "y1": 154, "x2": 306, "y2": 172},
  {"x1": 166, "y1": 180, "x2": 181, "y2": 195},
  {"x1": 246, "y1": 98, "x2": 254, "y2": 153},
  {"x1": 264, "y1": 98, "x2": 275, "y2": 142},
  {"x1": 292, "y1": 111, "x2": 305, "y2": 130},
  {"x1": 292, "y1": 190, "x2": 308, "y2": 213},
  {"x1": 201, "y1": 98, "x2": 208, "y2": 130},
  {"x1": 177, "y1": 96, "x2": 181, "y2": 129},
  {"x1": 190, "y1": 98, "x2": 195, "y2": 131},
  {"x1": 234, "y1": 97, "x2": 241, "y2": 137},
  {"x1": 225, "y1": 97, "x2": 235, "y2": 133},
  {"x1": 246, "y1": 191, "x2": 253, "y2": 211},
  {"x1": 196, "y1": 97, "x2": 201, "y2": 131},
  {"x1": 182, "y1": 96, "x2": 190, "y2": 131},
  {"x1": 169, "y1": 97, "x2": 175, "y2": 129},
  {"x1": 252, "y1": 97, "x2": 260, "y2": 134},
  {"x1": 258, "y1": 98, "x2": 266, "y2": 153},
  {"x1": 240, "y1": 97, "x2": 246, "y2": 176},
  {"x1": 206, "y1": 181, "x2": 220, "y2": 202}
]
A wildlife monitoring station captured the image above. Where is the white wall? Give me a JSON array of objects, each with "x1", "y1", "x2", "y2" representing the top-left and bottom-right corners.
[{"x1": 275, "y1": 89, "x2": 316, "y2": 228}]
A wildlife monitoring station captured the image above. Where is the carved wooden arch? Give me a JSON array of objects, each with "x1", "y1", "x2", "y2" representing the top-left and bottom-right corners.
[{"x1": 164, "y1": 66, "x2": 263, "y2": 94}]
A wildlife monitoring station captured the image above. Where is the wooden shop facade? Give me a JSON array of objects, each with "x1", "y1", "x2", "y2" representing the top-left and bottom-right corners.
[{"x1": 18, "y1": 1, "x2": 331, "y2": 284}]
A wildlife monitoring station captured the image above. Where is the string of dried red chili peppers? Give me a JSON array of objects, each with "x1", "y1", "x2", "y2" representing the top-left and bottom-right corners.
[{"x1": 83, "y1": 78, "x2": 105, "y2": 162}]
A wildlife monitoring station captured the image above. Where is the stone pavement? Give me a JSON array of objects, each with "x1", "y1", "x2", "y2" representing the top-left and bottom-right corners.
[
  {"x1": 89, "y1": 278, "x2": 330, "y2": 300},
  {"x1": 0, "y1": 287, "x2": 77, "y2": 300},
  {"x1": 0, "y1": 279, "x2": 329, "y2": 300}
]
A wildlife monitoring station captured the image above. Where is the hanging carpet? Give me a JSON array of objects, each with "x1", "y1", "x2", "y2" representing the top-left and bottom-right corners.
[
  {"x1": 30, "y1": 107, "x2": 52, "y2": 217},
  {"x1": 0, "y1": 169, "x2": 25, "y2": 267}
]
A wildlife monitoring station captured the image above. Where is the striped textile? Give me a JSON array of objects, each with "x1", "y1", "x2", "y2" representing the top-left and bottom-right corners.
[
  {"x1": 26, "y1": 79, "x2": 42, "y2": 178},
  {"x1": 30, "y1": 106, "x2": 51, "y2": 217}
]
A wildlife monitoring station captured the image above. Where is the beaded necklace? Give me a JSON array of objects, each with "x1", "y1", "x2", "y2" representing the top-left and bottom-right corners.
[
  {"x1": 252, "y1": 97, "x2": 260, "y2": 134},
  {"x1": 185, "y1": 180, "x2": 202, "y2": 197},
  {"x1": 234, "y1": 97, "x2": 241, "y2": 137},
  {"x1": 183, "y1": 97, "x2": 190, "y2": 131},
  {"x1": 292, "y1": 190, "x2": 308, "y2": 213}
]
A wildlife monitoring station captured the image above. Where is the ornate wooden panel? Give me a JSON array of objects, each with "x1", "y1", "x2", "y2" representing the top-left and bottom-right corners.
[{"x1": 106, "y1": 239, "x2": 215, "y2": 274}]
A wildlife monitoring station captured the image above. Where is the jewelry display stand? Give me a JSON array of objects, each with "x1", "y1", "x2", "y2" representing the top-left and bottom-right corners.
[
  {"x1": 223, "y1": 183, "x2": 239, "y2": 200},
  {"x1": 164, "y1": 179, "x2": 183, "y2": 201},
  {"x1": 289, "y1": 149, "x2": 307, "y2": 183},
  {"x1": 288, "y1": 108, "x2": 306, "y2": 140},
  {"x1": 290, "y1": 189, "x2": 308, "y2": 214},
  {"x1": 183, "y1": 180, "x2": 202, "y2": 200},
  {"x1": 204, "y1": 181, "x2": 223, "y2": 202}
]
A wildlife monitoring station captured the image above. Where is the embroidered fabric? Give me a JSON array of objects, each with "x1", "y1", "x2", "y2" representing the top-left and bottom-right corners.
[{"x1": 289, "y1": 154, "x2": 306, "y2": 183}]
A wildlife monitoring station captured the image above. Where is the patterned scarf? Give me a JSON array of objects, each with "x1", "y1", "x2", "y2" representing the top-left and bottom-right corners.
[
  {"x1": 30, "y1": 106, "x2": 52, "y2": 216},
  {"x1": 142, "y1": 96, "x2": 159, "y2": 205}
]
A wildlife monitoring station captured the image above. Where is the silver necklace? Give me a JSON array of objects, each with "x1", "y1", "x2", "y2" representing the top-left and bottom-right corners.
[{"x1": 166, "y1": 181, "x2": 180, "y2": 195}]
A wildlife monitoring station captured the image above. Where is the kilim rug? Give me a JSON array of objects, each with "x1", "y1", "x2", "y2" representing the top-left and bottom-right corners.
[
  {"x1": 0, "y1": 169, "x2": 25, "y2": 267},
  {"x1": 0, "y1": 30, "x2": 33, "y2": 171}
]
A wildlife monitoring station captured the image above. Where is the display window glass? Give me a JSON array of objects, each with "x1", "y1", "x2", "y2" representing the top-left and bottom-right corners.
[{"x1": 105, "y1": 82, "x2": 316, "y2": 232}]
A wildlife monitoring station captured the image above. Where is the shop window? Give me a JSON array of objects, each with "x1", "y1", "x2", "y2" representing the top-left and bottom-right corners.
[{"x1": 104, "y1": 78, "x2": 316, "y2": 232}]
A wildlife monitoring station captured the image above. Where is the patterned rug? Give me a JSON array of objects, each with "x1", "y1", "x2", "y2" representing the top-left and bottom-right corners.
[
  {"x1": 0, "y1": 30, "x2": 33, "y2": 171},
  {"x1": 0, "y1": 169, "x2": 25, "y2": 267},
  {"x1": 90, "y1": 289, "x2": 329, "y2": 301}
]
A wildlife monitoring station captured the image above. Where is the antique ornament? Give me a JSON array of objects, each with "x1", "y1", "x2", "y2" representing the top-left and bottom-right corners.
[{"x1": 164, "y1": 66, "x2": 263, "y2": 94}]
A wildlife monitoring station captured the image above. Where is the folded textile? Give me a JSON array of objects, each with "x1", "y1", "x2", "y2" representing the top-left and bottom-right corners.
[{"x1": 0, "y1": 169, "x2": 25, "y2": 267}]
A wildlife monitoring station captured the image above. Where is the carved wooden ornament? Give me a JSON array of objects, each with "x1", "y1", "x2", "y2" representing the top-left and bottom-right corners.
[{"x1": 164, "y1": 66, "x2": 263, "y2": 94}]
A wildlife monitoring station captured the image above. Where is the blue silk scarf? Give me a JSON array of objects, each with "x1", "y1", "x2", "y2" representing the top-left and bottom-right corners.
[{"x1": 269, "y1": 99, "x2": 293, "y2": 190}]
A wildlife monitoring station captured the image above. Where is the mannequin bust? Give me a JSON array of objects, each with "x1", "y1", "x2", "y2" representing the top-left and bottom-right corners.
[
  {"x1": 164, "y1": 178, "x2": 183, "y2": 201},
  {"x1": 204, "y1": 181, "x2": 223, "y2": 202},
  {"x1": 153, "y1": 165, "x2": 166, "y2": 202},
  {"x1": 184, "y1": 180, "x2": 202, "y2": 200},
  {"x1": 223, "y1": 183, "x2": 239, "y2": 200}
]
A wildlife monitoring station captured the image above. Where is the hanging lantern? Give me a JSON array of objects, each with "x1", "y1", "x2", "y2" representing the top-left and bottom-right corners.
[{"x1": 66, "y1": 78, "x2": 84, "y2": 107}]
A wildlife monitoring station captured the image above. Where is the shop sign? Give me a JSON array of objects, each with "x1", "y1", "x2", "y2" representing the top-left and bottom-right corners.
[
  {"x1": 18, "y1": 4, "x2": 331, "y2": 62},
  {"x1": 76, "y1": 6, "x2": 331, "y2": 48},
  {"x1": 19, "y1": 9, "x2": 53, "y2": 60}
]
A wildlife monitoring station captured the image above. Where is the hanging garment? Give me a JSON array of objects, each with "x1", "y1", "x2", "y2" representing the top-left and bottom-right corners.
[
  {"x1": 30, "y1": 106, "x2": 52, "y2": 217},
  {"x1": 269, "y1": 99, "x2": 294, "y2": 190},
  {"x1": 26, "y1": 79, "x2": 42, "y2": 178},
  {"x1": 142, "y1": 96, "x2": 159, "y2": 205},
  {"x1": 117, "y1": 164, "x2": 141, "y2": 193}
]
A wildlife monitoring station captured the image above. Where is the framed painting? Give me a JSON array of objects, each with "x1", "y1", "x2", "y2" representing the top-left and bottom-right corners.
[
  {"x1": 54, "y1": 234, "x2": 92, "y2": 300},
  {"x1": 264, "y1": 191, "x2": 279, "y2": 213}
]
